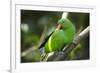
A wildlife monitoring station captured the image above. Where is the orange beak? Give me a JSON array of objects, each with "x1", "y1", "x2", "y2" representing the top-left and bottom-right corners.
[{"x1": 57, "y1": 24, "x2": 62, "y2": 29}]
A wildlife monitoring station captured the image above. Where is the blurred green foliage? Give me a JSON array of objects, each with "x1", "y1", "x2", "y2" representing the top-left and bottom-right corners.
[{"x1": 21, "y1": 10, "x2": 89, "y2": 62}]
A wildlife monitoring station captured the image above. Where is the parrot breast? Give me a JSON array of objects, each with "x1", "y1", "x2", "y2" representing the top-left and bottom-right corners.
[{"x1": 45, "y1": 29, "x2": 67, "y2": 53}]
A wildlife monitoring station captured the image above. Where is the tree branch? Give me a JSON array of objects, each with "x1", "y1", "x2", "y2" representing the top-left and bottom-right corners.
[{"x1": 46, "y1": 26, "x2": 90, "y2": 61}]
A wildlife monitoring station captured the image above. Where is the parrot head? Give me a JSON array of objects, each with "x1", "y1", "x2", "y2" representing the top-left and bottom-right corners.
[{"x1": 57, "y1": 18, "x2": 70, "y2": 30}]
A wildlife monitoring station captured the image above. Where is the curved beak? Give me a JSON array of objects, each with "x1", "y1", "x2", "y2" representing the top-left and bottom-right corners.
[{"x1": 57, "y1": 24, "x2": 62, "y2": 29}]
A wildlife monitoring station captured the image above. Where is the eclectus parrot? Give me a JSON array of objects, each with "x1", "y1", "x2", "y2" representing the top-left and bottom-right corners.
[{"x1": 39, "y1": 18, "x2": 76, "y2": 53}]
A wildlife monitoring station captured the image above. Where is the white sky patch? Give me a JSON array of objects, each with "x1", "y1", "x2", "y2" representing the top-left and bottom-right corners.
[
  {"x1": 61, "y1": 12, "x2": 69, "y2": 19},
  {"x1": 21, "y1": 23, "x2": 29, "y2": 32}
]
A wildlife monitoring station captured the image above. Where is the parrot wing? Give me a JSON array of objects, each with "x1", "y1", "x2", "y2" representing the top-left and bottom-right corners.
[{"x1": 38, "y1": 31, "x2": 54, "y2": 49}]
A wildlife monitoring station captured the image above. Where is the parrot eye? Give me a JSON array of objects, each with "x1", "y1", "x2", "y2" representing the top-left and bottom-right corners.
[{"x1": 62, "y1": 21, "x2": 65, "y2": 23}]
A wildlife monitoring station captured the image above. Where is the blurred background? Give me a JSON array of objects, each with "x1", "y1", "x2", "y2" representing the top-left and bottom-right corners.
[{"x1": 21, "y1": 10, "x2": 89, "y2": 63}]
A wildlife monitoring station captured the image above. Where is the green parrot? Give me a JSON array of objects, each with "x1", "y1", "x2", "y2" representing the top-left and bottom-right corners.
[{"x1": 38, "y1": 18, "x2": 76, "y2": 54}]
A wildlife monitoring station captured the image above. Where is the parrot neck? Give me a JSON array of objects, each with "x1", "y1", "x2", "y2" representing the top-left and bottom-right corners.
[
  {"x1": 63, "y1": 24, "x2": 72, "y2": 35},
  {"x1": 63, "y1": 28, "x2": 68, "y2": 35}
]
